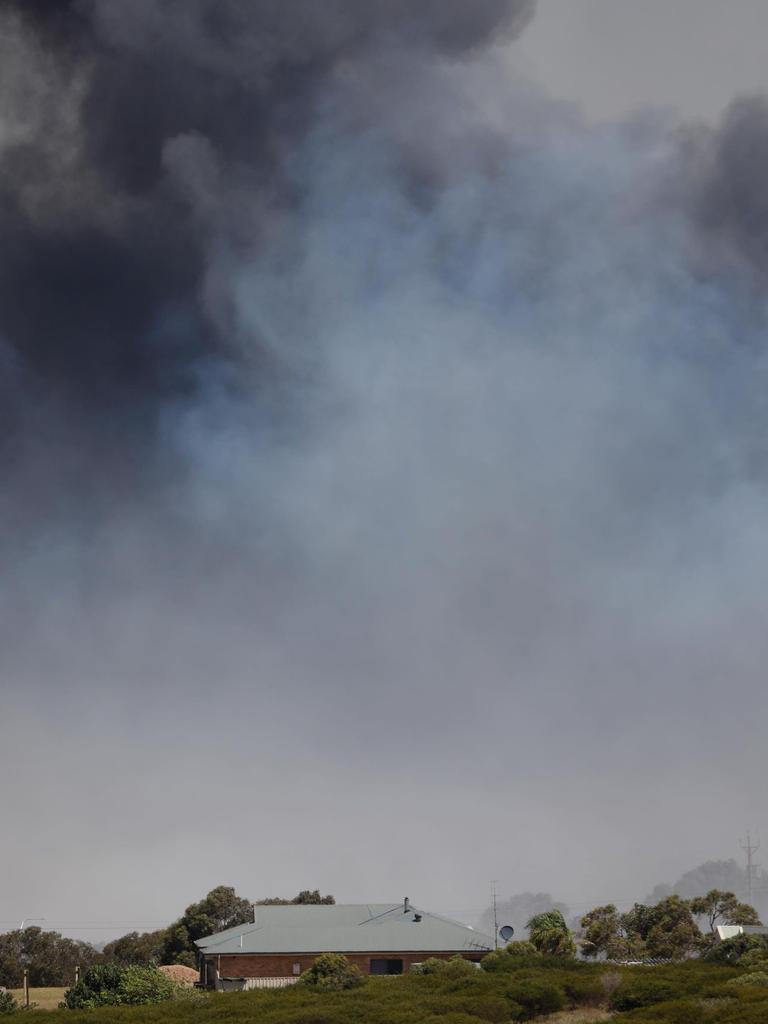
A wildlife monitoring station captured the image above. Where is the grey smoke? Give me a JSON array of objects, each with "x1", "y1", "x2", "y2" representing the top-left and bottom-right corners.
[{"x1": 1, "y1": 1, "x2": 768, "y2": 938}]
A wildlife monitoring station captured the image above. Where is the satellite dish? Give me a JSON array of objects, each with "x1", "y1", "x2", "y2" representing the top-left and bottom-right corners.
[{"x1": 499, "y1": 925, "x2": 515, "y2": 943}]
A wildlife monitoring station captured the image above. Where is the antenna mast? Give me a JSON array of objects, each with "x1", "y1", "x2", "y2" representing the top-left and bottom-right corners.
[
  {"x1": 491, "y1": 880, "x2": 499, "y2": 949},
  {"x1": 741, "y1": 831, "x2": 761, "y2": 903}
]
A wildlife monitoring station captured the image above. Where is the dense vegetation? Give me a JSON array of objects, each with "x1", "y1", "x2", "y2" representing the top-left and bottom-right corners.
[
  {"x1": 62, "y1": 966, "x2": 177, "y2": 1009},
  {"x1": 0, "y1": 929, "x2": 101, "y2": 989},
  {"x1": 579, "y1": 891, "x2": 760, "y2": 960},
  {"x1": 5, "y1": 956, "x2": 768, "y2": 1024}
]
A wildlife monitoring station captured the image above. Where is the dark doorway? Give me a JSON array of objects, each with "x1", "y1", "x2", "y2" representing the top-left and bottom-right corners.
[{"x1": 369, "y1": 958, "x2": 404, "y2": 975}]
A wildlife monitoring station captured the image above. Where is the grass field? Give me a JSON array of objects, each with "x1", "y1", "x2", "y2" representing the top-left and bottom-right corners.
[{"x1": 10, "y1": 988, "x2": 67, "y2": 1011}]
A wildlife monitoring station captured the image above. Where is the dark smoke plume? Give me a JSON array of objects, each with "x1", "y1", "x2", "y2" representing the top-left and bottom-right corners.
[{"x1": 0, "y1": 0, "x2": 533, "y2": 429}]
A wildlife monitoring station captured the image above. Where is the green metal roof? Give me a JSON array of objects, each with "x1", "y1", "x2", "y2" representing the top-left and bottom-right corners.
[{"x1": 195, "y1": 903, "x2": 494, "y2": 955}]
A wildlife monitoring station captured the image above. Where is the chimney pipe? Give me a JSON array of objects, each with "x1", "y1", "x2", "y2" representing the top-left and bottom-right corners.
[{"x1": 404, "y1": 897, "x2": 410, "y2": 914}]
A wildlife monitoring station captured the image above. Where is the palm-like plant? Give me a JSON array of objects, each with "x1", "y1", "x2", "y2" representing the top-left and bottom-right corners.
[{"x1": 526, "y1": 910, "x2": 576, "y2": 957}]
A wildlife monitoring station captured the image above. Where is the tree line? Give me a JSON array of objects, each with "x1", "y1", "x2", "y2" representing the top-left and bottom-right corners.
[
  {"x1": 0, "y1": 884, "x2": 759, "y2": 988},
  {"x1": 0, "y1": 886, "x2": 334, "y2": 988},
  {"x1": 526, "y1": 889, "x2": 761, "y2": 961}
]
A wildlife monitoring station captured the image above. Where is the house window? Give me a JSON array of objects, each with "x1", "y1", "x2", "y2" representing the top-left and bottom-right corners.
[
  {"x1": 292, "y1": 963, "x2": 301, "y2": 976},
  {"x1": 369, "y1": 958, "x2": 403, "y2": 976}
]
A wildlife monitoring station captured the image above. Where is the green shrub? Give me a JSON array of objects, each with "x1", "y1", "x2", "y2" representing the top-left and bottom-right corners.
[
  {"x1": 705, "y1": 934, "x2": 768, "y2": 965},
  {"x1": 505, "y1": 942, "x2": 540, "y2": 961},
  {"x1": 480, "y1": 943, "x2": 541, "y2": 973},
  {"x1": 411, "y1": 959, "x2": 448, "y2": 975},
  {"x1": 739, "y1": 950, "x2": 768, "y2": 970},
  {"x1": 298, "y1": 954, "x2": 365, "y2": 991},
  {"x1": 621, "y1": 997, "x2": 709, "y2": 1024},
  {"x1": 169, "y1": 983, "x2": 209, "y2": 1005},
  {"x1": 561, "y1": 973, "x2": 605, "y2": 1007},
  {"x1": 446, "y1": 996, "x2": 510, "y2": 1022},
  {"x1": 120, "y1": 965, "x2": 177, "y2": 1005},
  {"x1": 611, "y1": 975, "x2": 679, "y2": 1010},
  {"x1": 420, "y1": 1015, "x2": 489, "y2": 1024},
  {"x1": 0, "y1": 991, "x2": 17, "y2": 1015},
  {"x1": 441, "y1": 957, "x2": 479, "y2": 979},
  {"x1": 63, "y1": 963, "x2": 175, "y2": 1008},
  {"x1": 727, "y1": 971, "x2": 768, "y2": 988},
  {"x1": 412, "y1": 955, "x2": 477, "y2": 979},
  {"x1": 479, "y1": 950, "x2": 511, "y2": 973},
  {"x1": 505, "y1": 978, "x2": 565, "y2": 1020}
]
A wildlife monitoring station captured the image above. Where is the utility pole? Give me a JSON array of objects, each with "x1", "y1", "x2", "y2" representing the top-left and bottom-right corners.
[
  {"x1": 491, "y1": 880, "x2": 499, "y2": 950},
  {"x1": 741, "y1": 832, "x2": 761, "y2": 903}
]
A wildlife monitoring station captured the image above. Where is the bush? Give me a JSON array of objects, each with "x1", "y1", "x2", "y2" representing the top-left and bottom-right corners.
[
  {"x1": 739, "y1": 950, "x2": 768, "y2": 971},
  {"x1": 505, "y1": 978, "x2": 565, "y2": 1020},
  {"x1": 611, "y1": 975, "x2": 679, "y2": 1010},
  {"x1": 705, "y1": 934, "x2": 768, "y2": 965},
  {"x1": 440, "y1": 957, "x2": 479, "y2": 980},
  {"x1": 621, "y1": 997, "x2": 710, "y2": 1024},
  {"x1": 480, "y1": 944, "x2": 540, "y2": 973},
  {"x1": 170, "y1": 984, "x2": 210, "y2": 1005},
  {"x1": 727, "y1": 971, "x2": 768, "y2": 988},
  {"x1": 120, "y1": 965, "x2": 177, "y2": 1004},
  {"x1": 560, "y1": 973, "x2": 605, "y2": 1007},
  {"x1": 298, "y1": 954, "x2": 365, "y2": 991},
  {"x1": 444, "y1": 995, "x2": 510, "y2": 1022},
  {"x1": 411, "y1": 959, "x2": 448, "y2": 976},
  {"x1": 480, "y1": 950, "x2": 511, "y2": 973},
  {"x1": 505, "y1": 942, "x2": 541, "y2": 962},
  {"x1": 412, "y1": 956, "x2": 477, "y2": 979},
  {"x1": 0, "y1": 991, "x2": 17, "y2": 1015},
  {"x1": 63, "y1": 963, "x2": 176, "y2": 1008}
]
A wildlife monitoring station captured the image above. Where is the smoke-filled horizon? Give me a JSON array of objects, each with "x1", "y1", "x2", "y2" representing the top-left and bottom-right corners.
[{"x1": 2, "y1": 0, "x2": 768, "y2": 940}]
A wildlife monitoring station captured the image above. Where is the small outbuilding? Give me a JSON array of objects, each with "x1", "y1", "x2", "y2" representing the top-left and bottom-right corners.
[
  {"x1": 196, "y1": 898, "x2": 494, "y2": 989},
  {"x1": 715, "y1": 924, "x2": 768, "y2": 942}
]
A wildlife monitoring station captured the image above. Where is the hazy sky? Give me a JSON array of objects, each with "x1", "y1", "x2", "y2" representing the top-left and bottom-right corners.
[
  {"x1": 1, "y1": 1, "x2": 768, "y2": 944},
  {"x1": 519, "y1": 0, "x2": 768, "y2": 122}
]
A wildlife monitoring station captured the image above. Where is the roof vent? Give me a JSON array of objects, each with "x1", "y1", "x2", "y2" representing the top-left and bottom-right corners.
[
  {"x1": 414, "y1": 914, "x2": 422, "y2": 923},
  {"x1": 403, "y1": 897, "x2": 410, "y2": 914}
]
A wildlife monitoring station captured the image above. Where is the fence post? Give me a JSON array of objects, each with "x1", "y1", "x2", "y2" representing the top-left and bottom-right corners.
[{"x1": 23, "y1": 968, "x2": 29, "y2": 1008}]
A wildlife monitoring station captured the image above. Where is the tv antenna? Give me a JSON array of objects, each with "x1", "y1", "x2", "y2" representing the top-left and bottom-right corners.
[{"x1": 491, "y1": 880, "x2": 499, "y2": 949}]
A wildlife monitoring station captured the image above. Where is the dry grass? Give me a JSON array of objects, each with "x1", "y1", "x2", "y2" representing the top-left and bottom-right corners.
[
  {"x1": 543, "y1": 1010, "x2": 613, "y2": 1023},
  {"x1": 10, "y1": 987, "x2": 67, "y2": 1010}
]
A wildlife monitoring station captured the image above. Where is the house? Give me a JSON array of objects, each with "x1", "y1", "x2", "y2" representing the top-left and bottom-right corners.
[
  {"x1": 715, "y1": 924, "x2": 768, "y2": 942},
  {"x1": 195, "y1": 898, "x2": 495, "y2": 989}
]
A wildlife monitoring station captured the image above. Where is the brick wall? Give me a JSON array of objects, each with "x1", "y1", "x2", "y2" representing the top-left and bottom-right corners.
[{"x1": 209, "y1": 950, "x2": 485, "y2": 980}]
